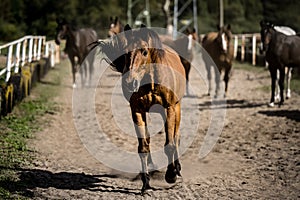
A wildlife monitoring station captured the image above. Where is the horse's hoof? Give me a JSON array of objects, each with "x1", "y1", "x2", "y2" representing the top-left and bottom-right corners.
[
  {"x1": 268, "y1": 102, "x2": 275, "y2": 107},
  {"x1": 141, "y1": 185, "x2": 152, "y2": 196},
  {"x1": 165, "y1": 169, "x2": 177, "y2": 184}
]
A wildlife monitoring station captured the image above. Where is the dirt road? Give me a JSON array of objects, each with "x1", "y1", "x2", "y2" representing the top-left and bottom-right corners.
[{"x1": 25, "y1": 49, "x2": 299, "y2": 199}]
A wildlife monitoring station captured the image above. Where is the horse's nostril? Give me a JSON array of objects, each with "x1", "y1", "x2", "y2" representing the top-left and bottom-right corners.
[{"x1": 133, "y1": 79, "x2": 140, "y2": 92}]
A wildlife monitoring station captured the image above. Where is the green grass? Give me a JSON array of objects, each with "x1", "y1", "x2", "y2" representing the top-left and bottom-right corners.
[{"x1": 0, "y1": 61, "x2": 64, "y2": 199}]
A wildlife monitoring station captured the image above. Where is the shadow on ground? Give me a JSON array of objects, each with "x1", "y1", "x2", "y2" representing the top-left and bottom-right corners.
[
  {"x1": 0, "y1": 168, "x2": 141, "y2": 197},
  {"x1": 258, "y1": 109, "x2": 300, "y2": 122}
]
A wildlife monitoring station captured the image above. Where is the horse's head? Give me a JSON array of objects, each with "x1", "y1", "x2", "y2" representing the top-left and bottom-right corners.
[
  {"x1": 260, "y1": 21, "x2": 275, "y2": 51},
  {"x1": 120, "y1": 24, "x2": 164, "y2": 93},
  {"x1": 108, "y1": 16, "x2": 123, "y2": 38},
  {"x1": 216, "y1": 24, "x2": 232, "y2": 53},
  {"x1": 184, "y1": 27, "x2": 198, "y2": 49},
  {"x1": 55, "y1": 18, "x2": 69, "y2": 45}
]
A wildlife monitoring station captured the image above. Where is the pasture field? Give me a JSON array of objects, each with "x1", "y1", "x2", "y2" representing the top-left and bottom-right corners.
[{"x1": 0, "y1": 56, "x2": 299, "y2": 199}]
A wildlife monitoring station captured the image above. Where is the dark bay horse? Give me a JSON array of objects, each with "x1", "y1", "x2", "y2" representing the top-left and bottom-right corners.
[
  {"x1": 97, "y1": 25, "x2": 186, "y2": 194},
  {"x1": 202, "y1": 25, "x2": 234, "y2": 97},
  {"x1": 55, "y1": 18, "x2": 98, "y2": 88},
  {"x1": 260, "y1": 21, "x2": 300, "y2": 107},
  {"x1": 160, "y1": 28, "x2": 197, "y2": 95}
]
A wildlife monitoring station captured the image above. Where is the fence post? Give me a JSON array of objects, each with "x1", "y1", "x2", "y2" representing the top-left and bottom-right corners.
[
  {"x1": 28, "y1": 38, "x2": 33, "y2": 63},
  {"x1": 233, "y1": 35, "x2": 238, "y2": 58},
  {"x1": 21, "y1": 39, "x2": 27, "y2": 67},
  {"x1": 14, "y1": 42, "x2": 21, "y2": 73},
  {"x1": 241, "y1": 35, "x2": 245, "y2": 62},
  {"x1": 5, "y1": 45, "x2": 13, "y2": 82},
  {"x1": 252, "y1": 35, "x2": 256, "y2": 66}
]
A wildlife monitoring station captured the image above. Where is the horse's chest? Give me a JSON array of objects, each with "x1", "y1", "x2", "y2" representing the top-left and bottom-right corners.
[{"x1": 131, "y1": 92, "x2": 167, "y2": 111}]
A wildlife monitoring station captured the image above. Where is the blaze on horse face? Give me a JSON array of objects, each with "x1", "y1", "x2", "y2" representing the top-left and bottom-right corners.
[
  {"x1": 126, "y1": 42, "x2": 151, "y2": 92},
  {"x1": 217, "y1": 24, "x2": 231, "y2": 53}
]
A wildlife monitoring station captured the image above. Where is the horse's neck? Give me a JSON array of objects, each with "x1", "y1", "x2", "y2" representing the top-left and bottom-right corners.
[
  {"x1": 270, "y1": 30, "x2": 286, "y2": 48},
  {"x1": 66, "y1": 30, "x2": 80, "y2": 49}
]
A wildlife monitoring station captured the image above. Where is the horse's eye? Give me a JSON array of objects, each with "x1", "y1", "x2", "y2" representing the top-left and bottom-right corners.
[{"x1": 142, "y1": 49, "x2": 148, "y2": 57}]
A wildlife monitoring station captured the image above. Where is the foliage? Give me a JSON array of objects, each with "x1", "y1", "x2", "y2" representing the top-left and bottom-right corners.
[{"x1": 0, "y1": 0, "x2": 299, "y2": 43}]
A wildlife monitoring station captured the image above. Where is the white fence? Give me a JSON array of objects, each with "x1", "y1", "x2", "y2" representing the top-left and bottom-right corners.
[
  {"x1": 232, "y1": 33, "x2": 262, "y2": 66},
  {"x1": 0, "y1": 35, "x2": 60, "y2": 82}
]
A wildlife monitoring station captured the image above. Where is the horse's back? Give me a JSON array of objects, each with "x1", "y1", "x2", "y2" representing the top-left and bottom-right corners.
[{"x1": 268, "y1": 34, "x2": 300, "y2": 66}]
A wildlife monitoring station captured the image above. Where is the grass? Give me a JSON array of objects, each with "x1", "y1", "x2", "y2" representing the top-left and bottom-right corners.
[{"x1": 0, "y1": 60, "x2": 65, "y2": 199}]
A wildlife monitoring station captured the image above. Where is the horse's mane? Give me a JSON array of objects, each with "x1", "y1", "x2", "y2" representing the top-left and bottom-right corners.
[{"x1": 96, "y1": 35, "x2": 128, "y2": 73}]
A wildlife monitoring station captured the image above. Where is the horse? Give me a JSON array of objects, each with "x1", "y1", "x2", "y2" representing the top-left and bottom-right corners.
[
  {"x1": 55, "y1": 18, "x2": 98, "y2": 88},
  {"x1": 160, "y1": 28, "x2": 197, "y2": 96},
  {"x1": 108, "y1": 16, "x2": 123, "y2": 37},
  {"x1": 261, "y1": 21, "x2": 296, "y2": 103},
  {"x1": 202, "y1": 24, "x2": 234, "y2": 97},
  {"x1": 96, "y1": 24, "x2": 186, "y2": 194},
  {"x1": 260, "y1": 21, "x2": 300, "y2": 107}
]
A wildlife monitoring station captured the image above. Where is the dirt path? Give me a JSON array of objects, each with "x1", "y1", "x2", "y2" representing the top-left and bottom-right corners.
[{"x1": 25, "y1": 50, "x2": 300, "y2": 199}]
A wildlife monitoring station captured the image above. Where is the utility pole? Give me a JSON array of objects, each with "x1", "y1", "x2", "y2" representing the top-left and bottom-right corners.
[{"x1": 219, "y1": 0, "x2": 224, "y2": 27}]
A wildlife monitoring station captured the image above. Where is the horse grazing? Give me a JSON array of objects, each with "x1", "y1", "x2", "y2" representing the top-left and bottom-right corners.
[
  {"x1": 260, "y1": 21, "x2": 300, "y2": 107},
  {"x1": 98, "y1": 24, "x2": 186, "y2": 194},
  {"x1": 260, "y1": 21, "x2": 296, "y2": 104},
  {"x1": 108, "y1": 16, "x2": 123, "y2": 37},
  {"x1": 55, "y1": 18, "x2": 98, "y2": 88},
  {"x1": 202, "y1": 24, "x2": 233, "y2": 97},
  {"x1": 160, "y1": 28, "x2": 197, "y2": 95}
]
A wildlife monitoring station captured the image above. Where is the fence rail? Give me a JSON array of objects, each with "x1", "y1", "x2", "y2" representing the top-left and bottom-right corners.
[
  {"x1": 0, "y1": 35, "x2": 60, "y2": 117},
  {"x1": 0, "y1": 36, "x2": 59, "y2": 82}
]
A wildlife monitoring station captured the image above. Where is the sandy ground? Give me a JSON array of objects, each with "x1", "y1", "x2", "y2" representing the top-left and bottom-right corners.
[{"x1": 23, "y1": 48, "x2": 300, "y2": 199}]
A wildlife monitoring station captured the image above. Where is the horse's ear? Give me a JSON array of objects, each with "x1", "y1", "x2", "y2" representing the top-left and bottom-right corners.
[
  {"x1": 114, "y1": 17, "x2": 119, "y2": 24},
  {"x1": 227, "y1": 24, "x2": 231, "y2": 30},
  {"x1": 140, "y1": 24, "x2": 147, "y2": 28},
  {"x1": 216, "y1": 24, "x2": 221, "y2": 31},
  {"x1": 124, "y1": 24, "x2": 132, "y2": 31},
  {"x1": 260, "y1": 20, "x2": 265, "y2": 27}
]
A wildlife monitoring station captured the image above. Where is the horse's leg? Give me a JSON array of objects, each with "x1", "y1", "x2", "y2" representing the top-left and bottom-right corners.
[
  {"x1": 275, "y1": 69, "x2": 280, "y2": 102},
  {"x1": 278, "y1": 67, "x2": 285, "y2": 106},
  {"x1": 80, "y1": 59, "x2": 87, "y2": 88},
  {"x1": 70, "y1": 57, "x2": 76, "y2": 88},
  {"x1": 174, "y1": 103, "x2": 182, "y2": 177},
  {"x1": 214, "y1": 67, "x2": 221, "y2": 98},
  {"x1": 205, "y1": 62, "x2": 212, "y2": 96},
  {"x1": 131, "y1": 111, "x2": 151, "y2": 194},
  {"x1": 164, "y1": 105, "x2": 177, "y2": 184},
  {"x1": 184, "y1": 60, "x2": 191, "y2": 96},
  {"x1": 223, "y1": 65, "x2": 231, "y2": 98},
  {"x1": 286, "y1": 67, "x2": 292, "y2": 99},
  {"x1": 269, "y1": 67, "x2": 277, "y2": 107}
]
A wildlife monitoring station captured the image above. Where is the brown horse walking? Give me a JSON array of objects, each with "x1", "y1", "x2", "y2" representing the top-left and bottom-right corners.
[
  {"x1": 97, "y1": 25, "x2": 186, "y2": 194},
  {"x1": 55, "y1": 18, "x2": 98, "y2": 88},
  {"x1": 202, "y1": 25, "x2": 233, "y2": 97}
]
